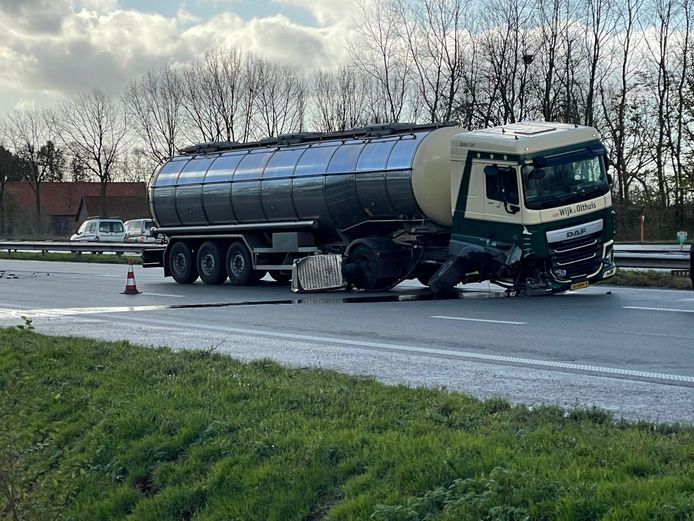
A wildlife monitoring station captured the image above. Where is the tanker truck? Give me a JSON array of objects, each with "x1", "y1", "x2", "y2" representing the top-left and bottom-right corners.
[{"x1": 142, "y1": 121, "x2": 617, "y2": 294}]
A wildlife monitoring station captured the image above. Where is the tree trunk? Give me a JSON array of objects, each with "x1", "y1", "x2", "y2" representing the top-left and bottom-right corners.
[{"x1": 100, "y1": 181, "x2": 108, "y2": 217}]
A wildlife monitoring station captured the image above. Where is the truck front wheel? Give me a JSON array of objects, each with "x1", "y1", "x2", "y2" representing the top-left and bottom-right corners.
[
  {"x1": 226, "y1": 242, "x2": 253, "y2": 285},
  {"x1": 197, "y1": 241, "x2": 227, "y2": 285},
  {"x1": 169, "y1": 241, "x2": 198, "y2": 284}
]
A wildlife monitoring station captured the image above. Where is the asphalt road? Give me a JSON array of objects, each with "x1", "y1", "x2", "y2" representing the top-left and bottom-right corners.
[{"x1": 1, "y1": 259, "x2": 693, "y2": 424}]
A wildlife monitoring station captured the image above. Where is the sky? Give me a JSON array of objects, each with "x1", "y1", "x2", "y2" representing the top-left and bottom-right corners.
[{"x1": 0, "y1": 0, "x2": 359, "y2": 114}]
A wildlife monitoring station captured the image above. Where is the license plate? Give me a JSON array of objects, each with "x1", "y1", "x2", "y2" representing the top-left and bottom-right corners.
[{"x1": 570, "y1": 281, "x2": 590, "y2": 290}]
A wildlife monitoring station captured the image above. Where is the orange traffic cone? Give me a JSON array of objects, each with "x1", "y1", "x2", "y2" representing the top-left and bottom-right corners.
[{"x1": 122, "y1": 259, "x2": 141, "y2": 295}]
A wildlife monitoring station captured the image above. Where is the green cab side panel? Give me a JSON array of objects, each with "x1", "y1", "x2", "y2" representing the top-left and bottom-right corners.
[{"x1": 450, "y1": 154, "x2": 523, "y2": 253}]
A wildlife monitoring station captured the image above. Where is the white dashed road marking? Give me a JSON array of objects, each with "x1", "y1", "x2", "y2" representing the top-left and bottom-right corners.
[
  {"x1": 623, "y1": 306, "x2": 694, "y2": 314},
  {"x1": 431, "y1": 315, "x2": 527, "y2": 325}
]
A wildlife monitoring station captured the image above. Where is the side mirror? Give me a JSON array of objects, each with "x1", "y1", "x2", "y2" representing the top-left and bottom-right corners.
[
  {"x1": 529, "y1": 168, "x2": 545, "y2": 180},
  {"x1": 484, "y1": 165, "x2": 499, "y2": 177},
  {"x1": 607, "y1": 173, "x2": 613, "y2": 185}
]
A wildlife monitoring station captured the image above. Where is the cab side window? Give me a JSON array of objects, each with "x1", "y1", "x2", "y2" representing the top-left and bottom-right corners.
[{"x1": 485, "y1": 166, "x2": 519, "y2": 204}]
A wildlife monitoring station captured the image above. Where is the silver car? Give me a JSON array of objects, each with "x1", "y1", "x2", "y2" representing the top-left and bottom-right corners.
[
  {"x1": 124, "y1": 218, "x2": 162, "y2": 243},
  {"x1": 70, "y1": 218, "x2": 126, "y2": 242}
]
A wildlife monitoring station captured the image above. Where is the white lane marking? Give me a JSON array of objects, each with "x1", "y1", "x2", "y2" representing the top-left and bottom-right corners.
[
  {"x1": 0, "y1": 305, "x2": 168, "y2": 318},
  {"x1": 623, "y1": 306, "x2": 694, "y2": 314},
  {"x1": 431, "y1": 315, "x2": 527, "y2": 325},
  {"x1": 98, "y1": 314, "x2": 694, "y2": 385},
  {"x1": 141, "y1": 292, "x2": 185, "y2": 298}
]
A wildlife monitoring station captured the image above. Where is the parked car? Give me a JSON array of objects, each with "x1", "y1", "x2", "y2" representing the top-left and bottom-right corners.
[
  {"x1": 124, "y1": 218, "x2": 162, "y2": 243},
  {"x1": 70, "y1": 218, "x2": 126, "y2": 242}
]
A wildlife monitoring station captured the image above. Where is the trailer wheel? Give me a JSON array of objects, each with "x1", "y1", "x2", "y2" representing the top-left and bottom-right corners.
[
  {"x1": 270, "y1": 270, "x2": 292, "y2": 284},
  {"x1": 226, "y1": 242, "x2": 253, "y2": 285},
  {"x1": 169, "y1": 241, "x2": 198, "y2": 284},
  {"x1": 197, "y1": 241, "x2": 227, "y2": 285}
]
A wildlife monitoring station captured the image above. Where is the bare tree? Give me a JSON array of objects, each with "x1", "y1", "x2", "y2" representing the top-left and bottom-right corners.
[
  {"x1": 114, "y1": 147, "x2": 158, "y2": 183},
  {"x1": 249, "y1": 56, "x2": 306, "y2": 138},
  {"x1": 181, "y1": 47, "x2": 255, "y2": 144},
  {"x1": 124, "y1": 65, "x2": 184, "y2": 163},
  {"x1": 582, "y1": 0, "x2": 616, "y2": 127},
  {"x1": 395, "y1": 0, "x2": 469, "y2": 122},
  {"x1": 477, "y1": 0, "x2": 534, "y2": 124},
  {"x1": 534, "y1": 0, "x2": 564, "y2": 121},
  {"x1": 666, "y1": 0, "x2": 692, "y2": 215},
  {"x1": 52, "y1": 89, "x2": 128, "y2": 217},
  {"x1": 311, "y1": 67, "x2": 369, "y2": 131},
  {"x1": 644, "y1": 0, "x2": 677, "y2": 205},
  {"x1": 2, "y1": 107, "x2": 54, "y2": 233},
  {"x1": 455, "y1": 22, "x2": 483, "y2": 128},
  {"x1": 0, "y1": 144, "x2": 28, "y2": 236},
  {"x1": 599, "y1": 0, "x2": 650, "y2": 205},
  {"x1": 349, "y1": 0, "x2": 412, "y2": 122}
]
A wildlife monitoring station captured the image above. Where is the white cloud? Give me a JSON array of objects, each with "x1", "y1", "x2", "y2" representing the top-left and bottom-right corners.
[
  {"x1": 272, "y1": 0, "x2": 360, "y2": 27},
  {"x1": 0, "y1": 1, "x2": 356, "y2": 113}
]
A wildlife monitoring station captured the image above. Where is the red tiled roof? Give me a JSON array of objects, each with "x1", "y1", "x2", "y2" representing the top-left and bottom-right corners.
[
  {"x1": 77, "y1": 196, "x2": 150, "y2": 222},
  {"x1": 5, "y1": 182, "x2": 146, "y2": 216}
]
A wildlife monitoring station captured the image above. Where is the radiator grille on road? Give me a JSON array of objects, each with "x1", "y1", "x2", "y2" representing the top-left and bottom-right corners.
[{"x1": 291, "y1": 254, "x2": 346, "y2": 292}]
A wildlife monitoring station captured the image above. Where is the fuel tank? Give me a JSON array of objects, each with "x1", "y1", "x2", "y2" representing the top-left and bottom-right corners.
[{"x1": 149, "y1": 123, "x2": 463, "y2": 235}]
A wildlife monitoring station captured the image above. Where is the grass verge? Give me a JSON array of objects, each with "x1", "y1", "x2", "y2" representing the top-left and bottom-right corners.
[
  {"x1": 598, "y1": 268, "x2": 693, "y2": 289},
  {"x1": 0, "y1": 251, "x2": 139, "y2": 264},
  {"x1": 1, "y1": 328, "x2": 693, "y2": 520}
]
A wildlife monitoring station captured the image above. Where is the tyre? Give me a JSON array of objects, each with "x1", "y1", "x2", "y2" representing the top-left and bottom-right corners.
[
  {"x1": 197, "y1": 241, "x2": 227, "y2": 285},
  {"x1": 169, "y1": 241, "x2": 198, "y2": 284},
  {"x1": 269, "y1": 270, "x2": 292, "y2": 284},
  {"x1": 415, "y1": 265, "x2": 438, "y2": 286},
  {"x1": 428, "y1": 256, "x2": 466, "y2": 294},
  {"x1": 347, "y1": 245, "x2": 380, "y2": 290},
  {"x1": 226, "y1": 242, "x2": 253, "y2": 285}
]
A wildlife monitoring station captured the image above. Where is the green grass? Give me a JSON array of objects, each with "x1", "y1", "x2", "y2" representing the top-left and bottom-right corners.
[
  {"x1": 599, "y1": 269, "x2": 693, "y2": 290},
  {"x1": 1, "y1": 329, "x2": 693, "y2": 520},
  {"x1": 0, "y1": 251, "x2": 139, "y2": 264}
]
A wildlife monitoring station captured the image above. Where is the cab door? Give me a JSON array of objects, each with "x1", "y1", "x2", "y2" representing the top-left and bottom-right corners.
[
  {"x1": 481, "y1": 164, "x2": 523, "y2": 242},
  {"x1": 483, "y1": 164, "x2": 521, "y2": 222}
]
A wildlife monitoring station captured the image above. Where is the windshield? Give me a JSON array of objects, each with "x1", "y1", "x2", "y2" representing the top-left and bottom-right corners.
[{"x1": 522, "y1": 155, "x2": 609, "y2": 210}]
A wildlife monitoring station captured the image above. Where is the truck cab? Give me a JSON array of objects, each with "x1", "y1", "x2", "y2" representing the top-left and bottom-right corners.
[{"x1": 449, "y1": 122, "x2": 616, "y2": 293}]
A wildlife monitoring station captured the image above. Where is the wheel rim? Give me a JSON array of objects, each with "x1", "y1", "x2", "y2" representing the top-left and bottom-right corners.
[
  {"x1": 201, "y1": 252, "x2": 215, "y2": 275},
  {"x1": 230, "y1": 254, "x2": 245, "y2": 277},
  {"x1": 173, "y1": 252, "x2": 186, "y2": 275}
]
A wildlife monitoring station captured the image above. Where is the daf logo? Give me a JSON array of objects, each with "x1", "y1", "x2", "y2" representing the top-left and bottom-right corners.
[{"x1": 566, "y1": 227, "x2": 587, "y2": 238}]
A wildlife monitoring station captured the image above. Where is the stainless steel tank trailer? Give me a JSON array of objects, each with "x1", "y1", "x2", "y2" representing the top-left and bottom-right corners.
[{"x1": 142, "y1": 121, "x2": 617, "y2": 294}]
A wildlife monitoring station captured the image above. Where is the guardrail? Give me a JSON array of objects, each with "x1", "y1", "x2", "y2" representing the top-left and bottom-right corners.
[
  {"x1": 0, "y1": 241, "x2": 165, "y2": 254},
  {"x1": 614, "y1": 244, "x2": 691, "y2": 270},
  {"x1": 0, "y1": 241, "x2": 691, "y2": 272}
]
